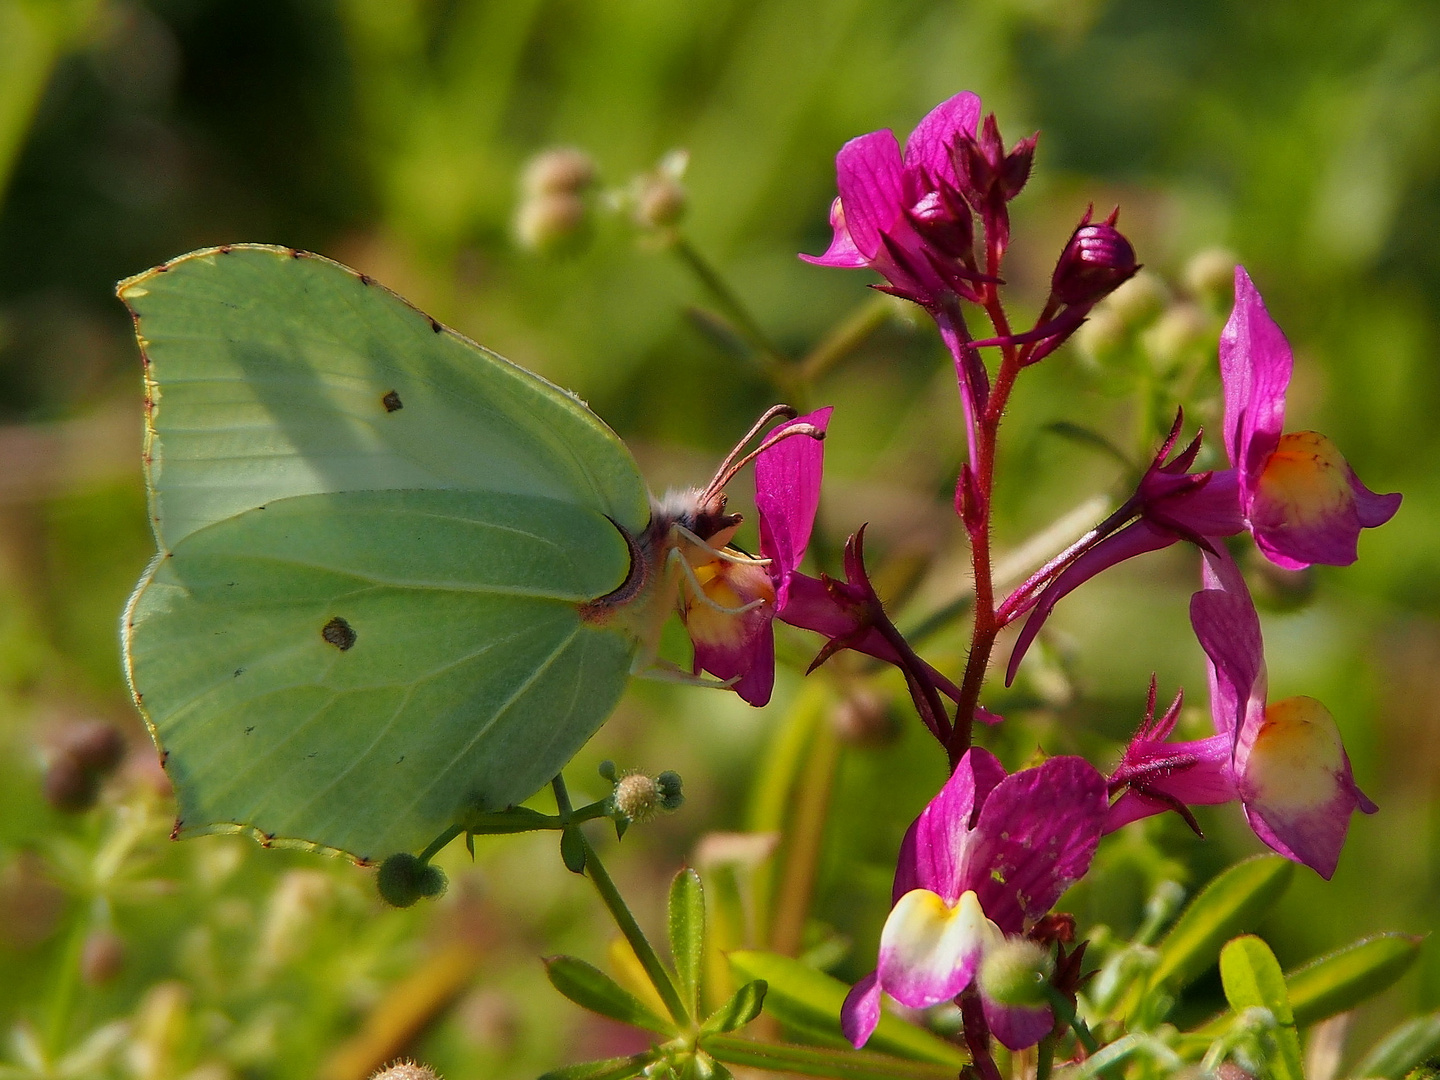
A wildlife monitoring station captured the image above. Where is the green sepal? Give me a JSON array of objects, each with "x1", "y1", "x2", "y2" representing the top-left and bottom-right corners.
[
  {"x1": 701, "y1": 1035, "x2": 965, "y2": 1080},
  {"x1": 1148, "y1": 855, "x2": 1293, "y2": 995},
  {"x1": 561, "y1": 827, "x2": 587, "y2": 874},
  {"x1": 1352, "y1": 1012, "x2": 1440, "y2": 1080},
  {"x1": 677, "y1": 1050, "x2": 731, "y2": 1080},
  {"x1": 669, "y1": 868, "x2": 706, "y2": 1018},
  {"x1": 537, "y1": 1053, "x2": 657, "y2": 1080},
  {"x1": 1219, "y1": 935, "x2": 1302, "y2": 1080},
  {"x1": 543, "y1": 955, "x2": 678, "y2": 1035},
  {"x1": 727, "y1": 951, "x2": 965, "y2": 1066},
  {"x1": 700, "y1": 980, "x2": 767, "y2": 1035}
]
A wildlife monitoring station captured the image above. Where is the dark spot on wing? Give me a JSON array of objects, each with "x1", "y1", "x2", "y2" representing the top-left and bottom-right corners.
[
  {"x1": 429, "y1": 316, "x2": 442, "y2": 333},
  {"x1": 244, "y1": 726, "x2": 254, "y2": 735},
  {"x1": 218, "y1": 245, "x2": 233, "y2": 254},
  {"x1": 322, "y1": 616, "x2": 356, "y2": 650},
  {"x1": 359, "y1": 273, "x2": 374, "y2": 286},
  {"x1": 289, "y1": 248, "x2": 302, "y2": 258},
  {"x1": 260, "y1": 833, "x2": 275, "y2": 848},
  {"x1": 382, "y1": 390, "x2": 403, "y2": 412},
  {"x1": 396, "y1": 755, "x2": 405, "y2": 764},
  {"x1": 233, "y1": 668, "x2": 244, "y2": 677},
  {"x1": 170, "y1": 819, "x2": 183, "y2": 840}
]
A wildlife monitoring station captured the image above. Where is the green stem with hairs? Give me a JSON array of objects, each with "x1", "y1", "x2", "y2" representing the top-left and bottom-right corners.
[{"x1": 552, "y1": 775, "x2": 692, "y2": 1029}]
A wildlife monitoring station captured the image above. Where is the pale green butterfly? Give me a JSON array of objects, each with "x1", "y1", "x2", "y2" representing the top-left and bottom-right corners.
[{"x1": 120, "y1": 244, "x2": 792, "y2": 866}]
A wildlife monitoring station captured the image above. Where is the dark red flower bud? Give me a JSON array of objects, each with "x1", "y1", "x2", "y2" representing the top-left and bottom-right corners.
[
  {"x1": 1050, "y1": 207, "x2": 1138, "y2": 307},
  {"x1": 1000, "y1": 133, "x2": 1037, "y2": 201},
  {"x1": 904, "y1": 177, "x2": 975, "y2": 264}
]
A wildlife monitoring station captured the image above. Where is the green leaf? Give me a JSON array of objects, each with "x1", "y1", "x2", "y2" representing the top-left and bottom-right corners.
[
  {"x1": 561, "y1": 828, "x2": 588, "y2": 874},
  {"x1": 728, "y1": 951, "x2": 965, "y2": 1067},
  {"x1": 1219, "y1": 936, "x2": 1302, "y2": 1080},
  {"x1": 1287, "y1": 932, "x2": 1422, "y2": 1027},
  {"x1": 1149, "y1": 855, "x2": 1294, "y2": 994},
  {"x1": 670, "y1": 868, "x2": 706, "y2": 1017},
  {"x1": 1352, "y1": 1012, "x2": 1440, "y2": 1080},
  {"x1": 544, "y1": 955, "x2": 677, "y2": 1035},
  {"x1": 702, "y1": 1035, "x2": 962, "y2": 1080},
  {"x1": 701, "y1": 980, "x2": 768, "y2": 1035},
  {"x1": 1189, "y1": 932, "x2": 1422, "y2": 1039},
  {"x1": 538, "y1": 1054, "x2": 657, "y2": 1080}
]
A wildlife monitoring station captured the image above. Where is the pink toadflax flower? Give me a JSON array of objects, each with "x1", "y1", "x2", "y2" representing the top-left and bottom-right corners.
[
  {"x1": 1106, "y1": 548, "x2": 1377, "y2": 879},
  {"x1": 683, "y1": 407, "x2": 833, "y2": 706},
  {"x1": 1221, "y1": 266, "x2": 1401, "y2": 569},
  {"x1": 1001, "y1": 268, "x2": 1400, "y2": 683},
  {"x1": 841, "y1": 749, "x2": 1107, "y2": 1051},
  {"x1": 800, "y1": 92, "x2": 985, "y2": 311}
]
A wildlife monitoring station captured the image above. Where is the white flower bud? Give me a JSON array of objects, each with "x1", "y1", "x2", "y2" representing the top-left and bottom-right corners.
[
  {"x1": 514, "y1": 192, "x2": 588, "y2": 254},
  {"x1": 370, "y1": 1061, "x2": 441, "y2": 1080},
  {"x1": 614, "y1": 773, "x2": 662, "y2": 822}
]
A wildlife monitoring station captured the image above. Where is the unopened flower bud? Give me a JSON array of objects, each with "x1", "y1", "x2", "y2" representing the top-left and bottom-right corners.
[
  {"x1": 978, "y1": 939, "x2": 1055, "y2": 1008},
  {"x1": 1104, "y1": 271, "x2": 1167, "y2": 328},
  {"x1": 635, "y1": 175, "x2": 687, "y2": 230},
  {"x1": 59, "y1": 722, "x2": 126, "y2": 774},
  {"x1": 376, "y1": 853, "x2": 447, "y2": 909},
  {"x1": 82, "y1": 929, "x2": 126, "y2": 985},
  {"x1": 370, "y1": 1061, "x2": 441, "y2": 1080},
  {"x1": 831, "y1": 688, "x2": 899, "y2": 747},
  {"x1": 1184, "y1": 247, "x2": 1238, "y2": 305},
  {"x1": 1075, "y1": 306, "x2": 1127, "y2": 367},
  {"x1": 1051, "y1": 209, "x2": 1138, "y2": 307},
  {"x1": 521, "y1": 147, "x2": 596, "y2": 197},
  {"x1": 656, "y1": 770, "x2": 684, "y2": 811},
  {"x1": 514, "y1": 192, "x2": 588, "y2": 254},
  {"x1": 45, "y1": 752, "x2": 101, "y2": 812},
  {"x1": 1143, "y1": 302, "x2": 1209, "y2": 372}
]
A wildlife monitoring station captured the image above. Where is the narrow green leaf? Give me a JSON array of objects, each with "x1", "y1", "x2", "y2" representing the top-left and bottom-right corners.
[
  {"x1": 1043, "y1": 421, "x2": 1135, "y2": 468},
  {"x1": 702, "y1": 1035, "x2": 963, "y2": 1080},
  {"x1": 561, "y1": 827, "x2": 587, "y2": 874},
  {"x1": 1219, "y1": 936, "x2": 1302, "y2": 1080},
  {"x1": 670, "y1": 868, "x2": 706, "y2": 1018},
  {"x1": 1189, "y1": 932, "x2": 1422, "y2": 1040},
  {"x1": 544, "y1": 955, "x2": 677, "y2": 1035},
  {"x1": 1352, "y1": 1012, "x2": 1440, "y2": 1080},
  {"x1": 538, "y1": 1053, "x2": 657, "y2": 1080},
  {"x1": 1149, "y1": 855, "x2": 1294, "y2": 994},
  {"x1": 460, "y1": 806, "x2": 557, "y2": 834},
  {"x1": 1287, "y1": 932, "x2": 1422, "y2": 1028},
  {"x1": 728, "y1": 951, "x2": 965, "y2": 1067},
  {"x1": 702, "y1": 980, "x2": 768, "y2": 1035}
]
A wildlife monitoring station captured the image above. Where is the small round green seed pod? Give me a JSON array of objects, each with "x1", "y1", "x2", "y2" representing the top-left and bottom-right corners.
[
  {"x1": 656, "y1": 771, "x2": 684, "y2": 811},
  {"x1": 376, "y1": 853, "x2": 448, "y2": 909},
  {"x1": 977, "y1": 939, "x2": 1055, "y2": 1008}
]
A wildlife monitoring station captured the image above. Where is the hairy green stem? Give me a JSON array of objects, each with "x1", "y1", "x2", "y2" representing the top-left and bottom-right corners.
[{"x1": 554, "y1": 774, "x2": 691, "y2": 1029}]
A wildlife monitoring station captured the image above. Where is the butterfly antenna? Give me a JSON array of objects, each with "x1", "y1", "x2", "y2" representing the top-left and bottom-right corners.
[{"x1": 700, "y1": 406, "x2": 825, "y2": 504}]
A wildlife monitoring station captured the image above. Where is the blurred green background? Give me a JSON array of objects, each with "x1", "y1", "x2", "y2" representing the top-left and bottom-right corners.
[{"x1": 0, "y1": 0, "x2": 1436, "y2": 1077}]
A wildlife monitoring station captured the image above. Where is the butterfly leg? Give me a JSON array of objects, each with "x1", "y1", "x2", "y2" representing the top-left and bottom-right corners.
[
  {"x1": 666, "y1": 542, "x2": 767, "y2": 618},
  {"x1": 672, "y1": 523, "x2": 772, "y2": 567},
  {"x1": 633, "y1": 658, "x2": 739, "y2": 689}
]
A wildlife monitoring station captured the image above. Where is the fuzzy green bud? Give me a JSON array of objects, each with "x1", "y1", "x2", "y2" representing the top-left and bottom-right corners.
[
  {"x1": 612, "y1": 770, "x2": 684, "y2": 822},
  {"x1": 376, "y1": 853, "x2": 447, "y2": 909},
  {"x1": 977, "y1": 939, "x2": 1055, "y2": 1008}
]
